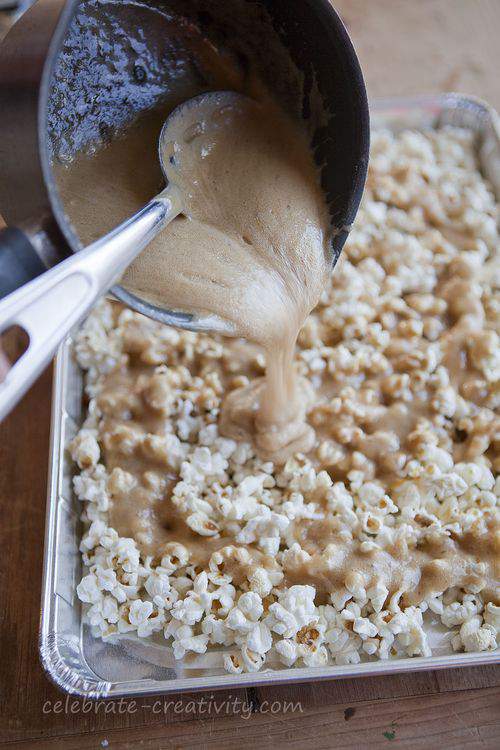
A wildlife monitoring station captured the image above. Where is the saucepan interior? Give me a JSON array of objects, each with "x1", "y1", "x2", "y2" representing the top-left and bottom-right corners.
[{"x1": 46, "y1": 0, "x2": 369, "y2": 315}]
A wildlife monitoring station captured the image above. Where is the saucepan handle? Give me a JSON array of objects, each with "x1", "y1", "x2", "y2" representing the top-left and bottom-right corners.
[
  {"x1": 0, "y1": 227, "x2": 47, "y2": 299},
  {"x1": 0, "y1": 186, "x2": 182, "y2": 420}
]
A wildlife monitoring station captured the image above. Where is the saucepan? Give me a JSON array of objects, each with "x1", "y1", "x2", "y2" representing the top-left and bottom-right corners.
[{"x1": 0, "y1": 0, "x2": 369, "y2": 419}]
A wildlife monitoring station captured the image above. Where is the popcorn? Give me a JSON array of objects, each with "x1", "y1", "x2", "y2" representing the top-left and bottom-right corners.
[
  {"x1": 70, "y1": 430, "x2": 100, "y2": 469},
  {"x1": 247, "y1": 567, "x2": 276, "y2": 597},
  {"x1": 484, "y1": 603, "x2": 500, "y2": 633},
  {"x1": 236, "y1": 591, "x2": 264, "y2": 621},
  {"x1": 358, "y1": 482, "x2": 385, "y2": 505},
  {"x1": 367, "y1": 583, "x2": 389, "y2": 613},
  {"x1": 73, "y1": 466, "x2": 110, "y2": 512},
  {"x1": 325, "y1": 628, "x2": 362, "y2": 665},
  {"x1": 275, "y1": 639, "x2": 299, "y2": 667},
  {"x1": 165, "y1": 621, "x2": 209, "y2": 659},
  {"x1": 226, "y1": 592, "x2": 263, "y2": 633},
  {"x1": 77, "y1": 573, "x2": 102, "y2": 604},
  {"x1": 397, "y1": 608, "x2": 431, "y2": 657},
  {"x1": 241, "y1": 645, "x2": 266, "y2": 672},
  {"x1": 74, "y1": 125, "x2": 499, "y2": 673},
  {"x1": 158, "y1": 545, "x2": 189, "y2": 575},
  {"x1": 353, "y1": 617, "x2": 378, "y2": 639},
  {"x1": 171, "y1": 573, "x2": 211, "y2": 625},
  {"x1": 441, "y1": 599, "x2": 480, "y2": 628},
  {"x1": 303, "y1": 644, "x2": 329, "y2": 667},
  {"x1": 458, "y1": 616, "x2": 497, "y2": 652},
  {"x1": 127, "y1": 599, "x2": 161, "y2": 638},
  {"x1": 266, "y1": 586, "x2": 317, "y2": 638},
  {"x1": 144, "y1": 569, "x2": 173, "y2": 601},
  {"x1": 80, "y1": 519, "x2": 109, "y2": 552},
  {"x1": 186, "y1": 513, "x2": 220, "y2": 537},
  {"x1": 236, "y1": 507, "x2": 289, "y2": 555},
  {"x1": 344, "y1": 572, "x2": 367, "y2": 602},
  {"x1": 87, "y1": 595, "x2": 120, "y2": 635},
  {"x1": 201, "y1": 614, "x2": 233, "y2": 645},
  {"x1": 223, "y1": 652, "x2": 244, "y2": 674},
  {"x1": 245, "y1": 622, "x2": 273, "y2": 654},
  {"x1": 113, "y1": 538, "x2": 141, "y2": 574}
]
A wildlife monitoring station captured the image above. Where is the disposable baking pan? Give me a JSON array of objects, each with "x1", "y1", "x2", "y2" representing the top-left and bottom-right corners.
[{"x1": 40, "y1": 94, "x2": 500, "y2": 698}]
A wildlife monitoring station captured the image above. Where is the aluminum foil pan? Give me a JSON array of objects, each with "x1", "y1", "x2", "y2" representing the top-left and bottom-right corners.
[{"x1": 40, "y1": 94, "x2": 500, "y2": 698}]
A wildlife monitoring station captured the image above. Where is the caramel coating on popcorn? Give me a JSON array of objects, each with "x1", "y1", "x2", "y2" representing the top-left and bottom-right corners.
[{"x1": 74, "y1": 126, "x2": 499, "y2": 671}]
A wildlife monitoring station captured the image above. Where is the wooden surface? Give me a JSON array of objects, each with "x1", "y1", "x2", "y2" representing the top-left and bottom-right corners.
[
  {"x1": 1, "y1": 1, "x2": 500, "y2": 748},
  {"x1": 336, "y1": 0, "x2": 500, "y2": 110}
]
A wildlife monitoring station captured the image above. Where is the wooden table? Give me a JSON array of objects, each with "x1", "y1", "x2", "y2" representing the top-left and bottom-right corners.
[{"x1": 0, "y1": 1, "x2": 499, "y2": 748}]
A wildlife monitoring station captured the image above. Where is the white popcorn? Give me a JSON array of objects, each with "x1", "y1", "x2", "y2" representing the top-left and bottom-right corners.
[
  {"x1": 397, "y1": 619, "x2": 431, "y2": 657},
  {"x1": 226, "y1": 606, "x2": 253, "y2": 633},
  {"x1": 236, "y1": 508, "x2": 289, "y2": 554},
  {"x1": 275, "y1": 639, "x2": 299, "y2": 667},
  {"x1": 80, "y1": 519, "x2": 108, "y2": 552},
  {"x1": 441, "y1": 599, "x2": 480, "y2": 628},
  {"x1": 245, "y1": 622, "x2": 273, "y2": 654},
  {"x1": 303, "y1": 644, "x2": 329, "y2": 667},
  {"x1": 459, "y1": 616, "x2": 497, "y2": 652},
  {"x1": 455, "y1": 462, "x2": 483, "y2": 487},
  {"x1": 484, "y1": 603, "x2": 500, "y2": 633},
  {"x1": 73, "y1": 467, "x2": 110, "y2": 512},
  {"x1": 73, "y1": 125, "x2": 499, "y2": 674},
  {"x1": 362, "y1": 638, "x2": 379, "y2": 656},
  {"x1": 101, "y1": 595, "x2": 120, "y2": 623},
  {"x1": 330, "y1": 589, "x2": 352, "y2": 611},
  {"x1": 367, "y1": 583, "x2": 389, "y2": 613},
  {"x1": 183, "y1": 633, "x2": 210, "y2": 655},
  {"x1": 210, "y1": 582, "x2": 236, "y2": 615},
  {"x1": 128, "y1": 599, "x2": 162, "y2": 638},
  {"x1": 114, "y1": 538, "x2": 141, "y2": 574},
  {"x1": 241, "y1": 645, "x2": 266, "y2": 672},
  {"x1": 117, "y1": 603, "x2": 139, "y2": 634},
  {"x1": 358, "y1": 482, "x2": 385, "y2": 505},
  {"x1": 325, "y1": 628, "x2": 362, "y2": 665},
  {"x1": 223, "y1": 652, "x2": 244, "y2": 674},
  {"x1": 353, "y1": 617, "x2": 378, "y2": 639},
  {"x1": 237, "y1": 591, "x2": 264, "y2": 621},
  {"x1": 477, "y1": 466, "x2": 495, "y2": 491},
  {"x1": 359, "y1": 511, "x2": 384, "y2": 535},
  {"x1": 419, "y1": 446, "x2": 454, "y2": 473},
  {"x1": 160, "y1": 543, "x2": 190, "y2": 572},
  {"x1": 77, "y1": 573, "x2": 102, "y2": 604},
  {"x1": 344, "y1": 572, "x2": 367, "y2": 602},
  {"x1": 426, "y1": 596, "x2": 444, "y2": 615},
  {"x1": 144, "y1": 569, "x2": 173, "y2": 601},
  {"x1": 70, "y1": 430, "x2": 100, "y2": 469},
  {"x1": 202, "y1": 614, "x2": 233, "y2": 645},
  {"x1": 247, "y1": 567, "x2": 275, "y2": 597},
  {"x1": 166, "y1": 622, "x2": 209, "y2": 659},
  {"x1": 186, "y1": 513, "x2": 220, "y2": 537},
  {"x1": 266, "y1": 586, "x2": 317, "y2": 638},
  {"x1": 198, "y1": 423, "x2": 218, "y2": 446},
  {"x1": 87, "y1": 598, "x2": 118, "y2": 635},
  {"x1": 171, "y1": 574, "x2": 211, "y2": 625},
  {"x1": 226, "y1": 592, "x2": 264, "y2": 640},
  {"x1": 94, "y1": 566, "x2": 119, "y2": 592}
]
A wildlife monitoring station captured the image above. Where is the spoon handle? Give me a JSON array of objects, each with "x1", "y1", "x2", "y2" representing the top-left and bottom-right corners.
[{"x1": 0, "y1": 184, "x2": 182, "y2": 421}]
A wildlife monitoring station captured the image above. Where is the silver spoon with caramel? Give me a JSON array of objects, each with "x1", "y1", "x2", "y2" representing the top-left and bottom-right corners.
[{"x1": 0, "y1": 91, "x2": 250, "y2": 419}]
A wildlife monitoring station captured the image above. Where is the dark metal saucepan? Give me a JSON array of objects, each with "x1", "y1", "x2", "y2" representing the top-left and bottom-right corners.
[{"x1": 0, "y1": 0, "x2": 369, "y2": 419}]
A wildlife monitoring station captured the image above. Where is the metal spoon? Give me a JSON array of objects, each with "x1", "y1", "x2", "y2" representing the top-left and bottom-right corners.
[{"x1": 0, "y1": 91, "x2": 244, "y2": 421}]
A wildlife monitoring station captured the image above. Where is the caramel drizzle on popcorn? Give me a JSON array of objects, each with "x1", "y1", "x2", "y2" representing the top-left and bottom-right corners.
[{"x1": 72, "y1": 126, "x2": 500, "y2": 670}]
